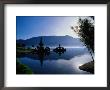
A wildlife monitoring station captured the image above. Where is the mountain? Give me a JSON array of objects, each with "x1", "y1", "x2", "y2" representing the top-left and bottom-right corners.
[{"x1": 16, "y1": 35, "x2": 83, "y2": 47}]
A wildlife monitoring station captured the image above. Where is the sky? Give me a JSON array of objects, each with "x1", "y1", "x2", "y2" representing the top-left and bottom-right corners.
[{"x1": 16, "y1": 16, "x2": 89, "y2": 40}]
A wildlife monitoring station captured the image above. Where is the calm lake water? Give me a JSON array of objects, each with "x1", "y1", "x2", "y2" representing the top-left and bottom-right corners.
[{"x1": 17, "y1": 47, "x2": 93, "y2": 74}]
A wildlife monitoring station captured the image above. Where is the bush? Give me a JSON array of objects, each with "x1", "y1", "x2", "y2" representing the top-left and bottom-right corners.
[{"x1": 16, "y1": 59, "x2": 33, "y2": 74}]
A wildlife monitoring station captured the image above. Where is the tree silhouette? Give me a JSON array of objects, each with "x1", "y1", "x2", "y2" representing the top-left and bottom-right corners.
[
  {"x1": 32, "y1": 45, "x2": 34, "y2": 48},
  {"x1": 71, "y1": 17, "x2": 94, "y2": 61},
  {"x1": 22, "y1": 44, "x2": 26, "y2": 48}
]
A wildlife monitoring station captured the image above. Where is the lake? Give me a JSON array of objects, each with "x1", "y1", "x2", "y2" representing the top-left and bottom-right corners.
[{"x1": 17, "y1": 47, "x2": 93, "y2": 74}]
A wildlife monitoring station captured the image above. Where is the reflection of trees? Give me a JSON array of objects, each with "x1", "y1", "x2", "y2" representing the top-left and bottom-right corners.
[
  {"x1": 17, "y1": 48, "x2": 87, "y2": 62},
  {"x1": 37, "y1": 52, "x2": 45, "y2": 67},
  {"x1": 29, "y1": 37, "x2": 67, "y2": 66},
  {"x1": 34, "y1": 37, "x2": 50, "y2": 67}
]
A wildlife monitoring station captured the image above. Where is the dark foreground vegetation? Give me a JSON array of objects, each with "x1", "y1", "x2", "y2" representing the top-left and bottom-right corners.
[{"x1": 16, "y1": 59, "x2": 33, "y2": 74}]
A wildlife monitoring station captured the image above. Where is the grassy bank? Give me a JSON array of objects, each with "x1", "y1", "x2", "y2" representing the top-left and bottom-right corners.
[
  {"x1": 16, "y1": 59, "x2": 33, "y2": 74},
  {"x1": 79, "y1": 61, "x2": 94, "y2": 74},
  {"x1": 17, "y1": 47, "x2": 32, "y2": 53},
  {"x1": 16, "y1": 47, "x2": 33, "y2": 57},
  {"x1": 16, "y1": 45, "x2": 33, "y2": 74}
]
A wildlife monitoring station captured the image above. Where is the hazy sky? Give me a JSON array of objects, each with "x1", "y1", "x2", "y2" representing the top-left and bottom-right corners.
[{"x1": 16, "y1": 16, "x2": 87, "y2": 40}]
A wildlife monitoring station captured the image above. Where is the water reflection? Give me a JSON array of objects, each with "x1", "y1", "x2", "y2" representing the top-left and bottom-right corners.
[
  {"x1": 29, "y1": 37, "x2": 67, "y2": 66},
  {"x1": 17, "y1": 48, "x2": 88, "y2": 66},
  {"x1": 53, "y1": 44, "x2": 66, "y2": 56},
  {"x1": 17, "y1": 47, "x2": 92, "y2": 74}
]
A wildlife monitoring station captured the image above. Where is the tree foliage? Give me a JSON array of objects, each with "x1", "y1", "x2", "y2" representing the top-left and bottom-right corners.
[
  {"x1": 16, "y1": 59, "x2": 33, "y2": 74},
  {"x1": 78, "y1": 18, "x2": 94, "y2": 53},
  {"x1": 71, "y1": 17, "x2": 94, "y2": 60}
]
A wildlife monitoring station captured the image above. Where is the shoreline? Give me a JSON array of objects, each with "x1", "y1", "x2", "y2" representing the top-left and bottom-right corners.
[{"x1": 79, "y1": 61, "x2": 94, "y2": 74}]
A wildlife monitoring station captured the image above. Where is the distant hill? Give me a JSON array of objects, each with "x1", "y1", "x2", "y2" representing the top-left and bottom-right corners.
[{"x1": 16, "y1": 35, "x2": 83, "y2": 47}]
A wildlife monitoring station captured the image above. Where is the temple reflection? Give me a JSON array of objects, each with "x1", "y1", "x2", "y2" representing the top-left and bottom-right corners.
[
  {"x1": 53, "y1": 44, "x2": 66, "y2": 56},
  {"x1": 31, "y1": 37, "x2": 66, "y2": 66}
]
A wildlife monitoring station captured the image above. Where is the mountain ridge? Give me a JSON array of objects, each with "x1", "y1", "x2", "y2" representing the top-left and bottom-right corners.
[{"x1": 16, "y1": 35, "x2": 83, "y2": 47}]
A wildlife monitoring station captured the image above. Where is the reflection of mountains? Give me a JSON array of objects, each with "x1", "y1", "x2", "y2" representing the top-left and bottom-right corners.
[{"x1": 17, "y1": 48, "x2": 88, "y2": 60}]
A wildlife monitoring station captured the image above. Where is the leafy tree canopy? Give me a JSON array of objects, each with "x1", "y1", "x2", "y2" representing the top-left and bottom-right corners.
[{"x1": 71, "y1": 17, "x2": 94, "y2": 60}]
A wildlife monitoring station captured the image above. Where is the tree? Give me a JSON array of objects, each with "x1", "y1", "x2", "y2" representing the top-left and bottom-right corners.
[
  {"x1": 71, "y1": 17, "x2": 94, "y2": 61},
  {"x1": 22, "y1": 44, "x2": 26, "y2": 49},
  {"x1": 32, "y1": 45, "x2": 34, "y2": 49}
]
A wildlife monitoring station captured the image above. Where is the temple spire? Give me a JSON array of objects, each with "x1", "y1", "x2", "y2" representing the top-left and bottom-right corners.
[{"x1": 39, "y1": 37, "x2": 43, "y2": 47}]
